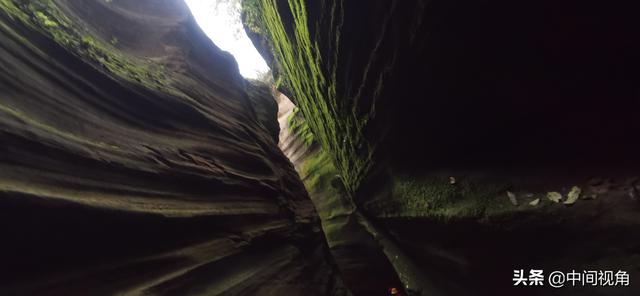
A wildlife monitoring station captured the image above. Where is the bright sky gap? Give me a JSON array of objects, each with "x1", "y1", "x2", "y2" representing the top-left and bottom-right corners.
[{"x1": 185, "y1": 0, "x2": 270, "y2": 79}]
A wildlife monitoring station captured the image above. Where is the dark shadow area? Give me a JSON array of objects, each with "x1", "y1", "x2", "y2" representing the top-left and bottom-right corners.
[{"x1": 384, "y1": 0, "x2": 640, "y2": 174}]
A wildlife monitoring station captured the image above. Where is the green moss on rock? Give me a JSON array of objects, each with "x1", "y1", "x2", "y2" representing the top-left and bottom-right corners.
[
  {"x1": 243, "y1": 0, "x2": 373, "y2": 196},
  {"x1": 367, "y1": 175, "x2": 512, "y2": 220},
  {"x1": 0, "y1": 0, "x2": 168, "y2": 89},
  {"x1": 302, "y1": 149, "x2": 337, "y2": 195},
  {"x1": 287, "y1": 107, "x2": 314, "y2": 147}
]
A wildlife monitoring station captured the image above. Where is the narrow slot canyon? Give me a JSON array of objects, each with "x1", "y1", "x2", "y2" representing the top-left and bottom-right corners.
[{"x1": 1, "y1": 1, "x2": 639, "y2": 296}]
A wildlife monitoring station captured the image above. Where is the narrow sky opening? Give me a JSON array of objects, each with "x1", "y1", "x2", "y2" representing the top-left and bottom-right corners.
[{"x1": 185, "y1": 0, "x2": 270, "y2": 79}]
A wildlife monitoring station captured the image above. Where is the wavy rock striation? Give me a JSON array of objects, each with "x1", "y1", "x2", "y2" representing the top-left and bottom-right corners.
[{"x1": 0, "y1": 0, "x2": 347, "y2": 295}]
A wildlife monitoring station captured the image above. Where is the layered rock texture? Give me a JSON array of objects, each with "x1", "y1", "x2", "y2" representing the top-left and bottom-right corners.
[
  {"x1": 2, "y1": 0, "x2": 639, "y2": 295},
  {"x1": 245, "y1": 0, "x2": 640, "y2": 295},
  {"x1": 0, "y1": 0, "x2": 347, "y2": 295}
]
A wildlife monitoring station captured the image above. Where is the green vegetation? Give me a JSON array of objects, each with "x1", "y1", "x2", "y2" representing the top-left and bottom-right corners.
[
  {"x1": 367, "y1": 175, "x2": 512, "y2": 220},
  {"x1": 241, "y1": 0, "x2": 263, "y2": 34},
  {"x1": 34, "y1": 10, "x2": 56, "y2": 27},
  {"x1": 243, "y1": 0, "x2": 374, "y2": 196},
  {"x1": 287, "y1": 107, "x2": 314, "y2": 147},
  {"x1": 243, "y1": 0, "x2": 516, "y2": 223},
  {"x1": 302, "y1": 149, "x2": 337, "y2": 194},
  {"x1": 0, "y1": 0, "x2": 167, "y2": 89}
]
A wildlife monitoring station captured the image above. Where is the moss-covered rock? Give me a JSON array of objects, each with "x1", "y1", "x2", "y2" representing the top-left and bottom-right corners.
[
  {"x1": 0, "y1": 0, "x2": 347, "y2": 294},
  {"x1": 246, "y1": 0, "x2": 640, "y2": 295}
]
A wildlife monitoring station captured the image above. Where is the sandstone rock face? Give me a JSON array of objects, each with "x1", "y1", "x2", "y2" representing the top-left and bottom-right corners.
[
  {"x1": 0, "y1": 0, "x2": 346, "y2": 294},
  {"x1": 2, "y1": 0, "x2": 640, "y2": 295},
  {"x1": 245, "y1": 0, "x2": 640, "y2": 295}
]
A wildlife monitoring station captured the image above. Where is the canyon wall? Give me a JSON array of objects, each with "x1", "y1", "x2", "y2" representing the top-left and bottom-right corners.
[
  {"x1": 245, "y1": 0, "x2": 640, "y2": 295},
  {"x1": 0, "y1": 0, "x2": 346, "y2": 294}
]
